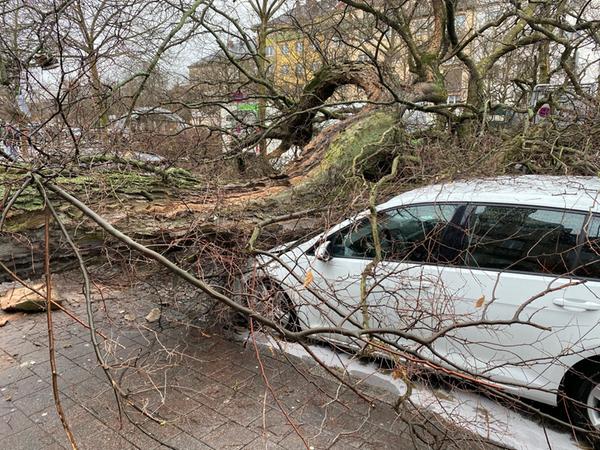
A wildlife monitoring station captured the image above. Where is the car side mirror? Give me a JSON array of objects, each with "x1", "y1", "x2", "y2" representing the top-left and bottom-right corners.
[{"x1": 315, "y1": 241, "x2": 331, "y2": 261}]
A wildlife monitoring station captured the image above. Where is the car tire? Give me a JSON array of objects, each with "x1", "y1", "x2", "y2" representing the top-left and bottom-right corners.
[
  {"x1": 243, "y1": 279, "x2": 300, "y2": 333},
  {"x1": 561, "y1": 365, "x2": 600, "y2": 438}
]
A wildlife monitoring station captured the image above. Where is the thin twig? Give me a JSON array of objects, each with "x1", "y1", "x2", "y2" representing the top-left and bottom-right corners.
[
  {"x1": 249, "y1": 319, "x2": 309, "y2": 449},
  {"x1": 297, "y1": 340, "x2": 373, "y2": 404},
  {"x1": 44, "y1": 210, "x2": 79, "y2": 450},
  {"x1": 35, "y1": 177, "x2": 124, "y2": 425},
  {"x1": 37, "y1": 177, "x2": 170, "y2": 426}
]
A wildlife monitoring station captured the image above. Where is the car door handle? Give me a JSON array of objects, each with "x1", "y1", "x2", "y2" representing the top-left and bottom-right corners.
[
  {"x1": 553, "y1": 298, "x2": 600, "y2": 311},
  {"x1": 405, "y1": 281, "x2": 435, "y2": 291}
]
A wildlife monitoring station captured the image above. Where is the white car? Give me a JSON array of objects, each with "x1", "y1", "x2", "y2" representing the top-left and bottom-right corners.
[{"x1": 248, "y1": 176, "x2": 600, "y2": 430}]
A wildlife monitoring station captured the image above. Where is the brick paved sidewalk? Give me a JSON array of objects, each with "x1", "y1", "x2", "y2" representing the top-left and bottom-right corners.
[{"x1": 0, "y1": 273, "x2": 498, "y2": 450}]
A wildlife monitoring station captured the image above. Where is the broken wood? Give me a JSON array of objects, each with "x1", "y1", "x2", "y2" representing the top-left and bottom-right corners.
[{"x1": 0, "y1": 280, "x2": 62, "y2": 312}]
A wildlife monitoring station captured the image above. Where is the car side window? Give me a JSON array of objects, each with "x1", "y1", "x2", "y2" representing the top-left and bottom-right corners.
[
  {"x1": 577, "y1": 215, "x2": 600, "y2": 279},
  {"x1": 327, "y1": 203, "x2": 462, "y2": 262},
  {"x1": 464, "y1": 205, "x2": 585, "y2": 276},
  {"x1": 328, "y1": 217, "x2": 377, "y2": 259},
  {"x1": 381, "y1": 204, "x2": 463, "y2": 263}
]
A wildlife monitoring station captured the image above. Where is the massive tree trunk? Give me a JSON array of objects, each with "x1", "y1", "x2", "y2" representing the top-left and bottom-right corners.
[
  {"x1": 0, "y1": 166, "x2": 291, "y2": 281},
  {"x1": 234, "y1": 61, "x2": 389, "y2": 155},
  {"x1": 232, "y1": 58, "x2": 449, "y2": 159},
  {"x1": 0, "y1": 105, "x2": 404, "y2": 282}
]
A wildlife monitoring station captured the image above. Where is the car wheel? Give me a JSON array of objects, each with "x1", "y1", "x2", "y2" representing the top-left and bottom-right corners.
[
  {"x1": 562, "y1": 366, "x2": 600, "y2": 436},
  {"x1": 245, "y1": 279, "x2": 300, "y2": 332},
  {"x1": 585, "y1": 383, "x2": 600, "y2": 429}
]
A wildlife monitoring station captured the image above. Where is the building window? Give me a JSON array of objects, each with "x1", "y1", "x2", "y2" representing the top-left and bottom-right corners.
[
  {"x1": 281, "y1": 43, "x2": 289, "y2": 55},
  {"x1": 280, "y1": 64, "x2": 289, "y2": 75},
  {"x1": 476, "y1": 9, "x2": 502, "y2": 28},
  {"x1": 447, "y1": 95, "x2": 461, "y2": 104},
  {"x1": 445, "y1": 67, "x2": 464, "y2": 93},
  {"x1": 295, "y1": 41, "x2": 303, "y2": 53},
  {"x1": 265, "y1": 46, "x2": 274, "y2": 57},
  {"x1": 454, "y1": 14, "x2": 467, "y2": 33},
  {"x1": 295, "y1": 63, "x2": 303, "y2": 77}
]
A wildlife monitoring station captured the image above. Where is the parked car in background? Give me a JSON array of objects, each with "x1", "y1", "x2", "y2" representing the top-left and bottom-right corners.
[
  {"x1": 532, "y1": 83, "x2": 598, "y2": 126},
  {"x1": 247, "y1": 176, "x2": 600, "y2": 430}
]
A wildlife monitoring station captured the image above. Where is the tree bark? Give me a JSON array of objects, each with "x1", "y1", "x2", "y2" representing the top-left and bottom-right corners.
[
  {"x1": 0, "y1": 166, "x2": 298, "y2": 282},
  {"x1": 233, "y1": 61, "x2": 389, "y2": 154}
]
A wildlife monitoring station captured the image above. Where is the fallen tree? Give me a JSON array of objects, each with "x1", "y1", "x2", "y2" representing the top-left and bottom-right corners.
[
  {"x1": 0, "y1": 164, "x2": 297, "y2": 281},
  {"x1": 4, "y1": 107, "x2": 600, "y2": 283}
]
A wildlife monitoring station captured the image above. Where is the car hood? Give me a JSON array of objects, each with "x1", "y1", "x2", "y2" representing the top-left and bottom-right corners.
[{"x1": 267, "y1": 239, "x2": 302, "y2": 255}]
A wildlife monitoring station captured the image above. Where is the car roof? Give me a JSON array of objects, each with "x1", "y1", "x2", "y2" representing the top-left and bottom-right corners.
[{"x1": 377, "y1": 176, "x2": 600, "y2": 214}]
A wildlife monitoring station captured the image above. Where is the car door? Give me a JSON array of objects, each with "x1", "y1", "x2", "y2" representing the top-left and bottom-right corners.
[
  {"x1": 300, "y1": 215, "x2": 374, "y2": 340},
  {"x1": 373, "y1": 203, "x2": 467, "y2": 352},
  {"x1": 305, "y1": 203, "x2": 465, "y2": 349},
  {"x1": 430, "y1": 205, "x2": 600, "y2": 396}
]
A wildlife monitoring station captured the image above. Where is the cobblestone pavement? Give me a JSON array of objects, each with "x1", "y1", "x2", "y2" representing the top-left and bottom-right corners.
[{"x1": 0, "y1": 271, "x2": 499, "y2": 450}]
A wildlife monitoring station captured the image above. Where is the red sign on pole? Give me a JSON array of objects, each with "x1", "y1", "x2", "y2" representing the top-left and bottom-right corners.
[
  {"x1": 537, "y1": 103, "x2": 551, "y2": 118},
  {"x1": 231, "y1": 90, "x2": 246, "y2": 102}
]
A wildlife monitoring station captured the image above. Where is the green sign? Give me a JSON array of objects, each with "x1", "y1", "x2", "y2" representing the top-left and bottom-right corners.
[{"x1": 238, "y1": 103, "x2": 259, "y2": 112}]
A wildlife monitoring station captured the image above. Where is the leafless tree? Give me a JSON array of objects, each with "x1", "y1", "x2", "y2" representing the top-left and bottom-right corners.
[{"x1": 2, "y1": 1, "x2": 600, "y2": 449}]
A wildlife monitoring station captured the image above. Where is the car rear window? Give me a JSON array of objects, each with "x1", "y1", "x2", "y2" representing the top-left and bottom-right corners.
[
  {"x1": 576, "y1": 216, "x2": 600, "y2": 279},
  {"x1": 463, "y1": 205, "x2": 585, "y2": 276}
]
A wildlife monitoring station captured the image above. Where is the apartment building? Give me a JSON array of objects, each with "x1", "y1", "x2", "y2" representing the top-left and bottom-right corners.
[{"x1": 186, "y1": 0, "x2": 599, "y2": 143}]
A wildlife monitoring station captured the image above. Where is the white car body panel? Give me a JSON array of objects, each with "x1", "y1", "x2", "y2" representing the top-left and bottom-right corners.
[{"x1": 258, "y1": 176, "x2": 600, "y2": 406}]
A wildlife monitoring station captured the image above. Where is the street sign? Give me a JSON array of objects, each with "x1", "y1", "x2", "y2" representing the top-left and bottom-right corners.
[
  {"x1": 537, "y1": 103, "x2": 551, "y2": 118},
  {"x1": 231, "y1": 90, "x2": 247, "y2": 102},
  {"x1": 238, "y1": 103, "x2": 259, "y2": 112}
]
